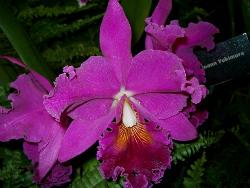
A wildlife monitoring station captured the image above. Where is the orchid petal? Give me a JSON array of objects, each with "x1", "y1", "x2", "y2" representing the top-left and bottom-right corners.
[
  {"x1": 175, "y1": 22, "x2": 219, "y2": 82},
  {"x1": 0, "y1": 55, "x2": 52, "y2": 92},
  {"x1": 0, "y1": 74, "x2": 48, "y2": 142},
  {"x1": 68, "y1": 98, "x2": 113, "y2": 121},
  {"x1": 159, "y1": 113, "x2": 198, "y2": 141},
  {"x1": 44, "y1": 56, "x2": 120, "y2": 120},
  {"x1": 59, "y1": 108, "x2": 115, "y2": 162},
  {"x1": 98, "y1": 122, "x2": 172, "y2": 188},
  {"x1": 151, "y1": 0, "x2": 172, "y2": 25},
  {"x1": 145, "y1": 19, "x2": 185, "y2": 50},
  {"x1": 38, "y1": 163, "x2": 72, "y2": 188},
  {"x1": 100, "y1": 0, "x2": 132, "y2": 82},
  {"x1": 134, "y1": 93, "x2": 187, "y2": 119},
  {"x1": 23, "y1": 142, "x2": 39, "y2": 164},
  {"x1": 38, "y1": 123, "x2": 65, "y2": 179},
  {"x1": 145, "y1": 0, "x2": 174, "y2": 50},
  {"x1": 126, "y1": 50, "x2": 186, "y2": 94}
]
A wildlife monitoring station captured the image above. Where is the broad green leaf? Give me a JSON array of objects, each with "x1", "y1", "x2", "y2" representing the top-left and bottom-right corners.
[
  {"x1": 120, "y1": 0, "x2": 152, "y2": 44},
  {"x1": 0, "y1": 0, "x2": 55, "y2": 81},
  {"x1": 70, "y1": 157, "x2": 123, "y2": 188}
]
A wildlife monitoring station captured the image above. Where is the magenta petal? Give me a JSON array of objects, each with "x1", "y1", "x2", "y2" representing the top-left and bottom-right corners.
[
  {"x1": 176, "y1": 48, "x2": 206, "y2": 82},
  {"x1": 189, "y1": 110, "x2": 208, "y2": 128},
  {"x1": 68, "y1": 98, "x2": 113, "y2": 121},
  {"x1": 98, "y1": 122, "x2": 172, "y2": 188},
  {"x1": 124, "y1": 174, "x2": 150, "y2": 188},
  {"x1": 184, "y1": 104, "x2": 208, "y2": 128},
  {"x1": 175, "y1": 22, "x2": 219, "y2": 82},
  {"x1": 58, "y1": 109, "x2": 115, "y2": 162},
  {"x1": 40, "y1": 164, "x2": 72, "y2": 188},
  {"x1": 181, "y1": 22, "x2": 219, "y2": 50},
  {"x1": 38, "y1": 123, "x2": 65, "y2": 179},
  {"x1": 44, "y1": 56, "x2": 120, "y2": 120},
  {"x1": 126, "y1": 50, "x2": 186, "y2": 94},
  {"x1": 36, "y1": 162, "x2": 72, "y2": 188},
  {"x1": 145, "y1": 19, "x2": 185, "y2": 51},
  {"x1": 0, "y1": 56, "x2": 52, "y2": 92},
  {"x1": 182, "y1": 77, "x2": 208, "y2": 104},
  {"x1": 151, "y1": 0, "x2": 172, "y2": 25},
  {"x1": 134, "y1": 93, "x2": 187, "y2": 119},
  {"x1": 159, "y1": 113, "x2": 198, "y2": 141},
  {"x1": 100, "y1": 0, "x2": 132, "y2": 82},
  {"x1": 23, "y1": 142, "x2": 39, "y2": 164},
  {"x1": 100, "y1": 0, "x2": 132, "y2": 59},
  {"x1": 0, "y1": 74, "x2": 48, "y2": 142}
]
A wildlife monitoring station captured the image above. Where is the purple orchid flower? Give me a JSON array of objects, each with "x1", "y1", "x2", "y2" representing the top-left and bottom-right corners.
[
  {"x1": 0, "y1": 56, "x2": 72, "y2": 187},
  {"x1": 145, "y1": 0, "x2": 219, "y2": 83},
  {"x1": 44, "y1": 0, "x2": 207, "y2": 187},
  {"x1": 145, "y1": 0, "x2": 218, "y2": 128}
]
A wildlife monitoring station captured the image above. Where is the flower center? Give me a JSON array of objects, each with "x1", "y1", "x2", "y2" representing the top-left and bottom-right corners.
[
  {"x1": 114, "y1": 87, "x2": 133, "y2": 101},
  {"x1": 122, "y1": 100, "x2": 137, "y2": 128}
]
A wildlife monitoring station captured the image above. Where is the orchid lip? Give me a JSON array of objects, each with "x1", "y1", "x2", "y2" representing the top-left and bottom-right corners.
[{"x1": 122, "y1": 100, "x2": 137, "y2": 128}]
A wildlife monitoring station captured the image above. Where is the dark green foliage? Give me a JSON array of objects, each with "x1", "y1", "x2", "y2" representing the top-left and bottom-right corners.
[
  {"x1": 70, "y1": 157, "x2": 122, "y2": 188},
  {"x1": 0, "y1": 145, "x2": 36, "y2": 188},
  {"x1": 0, "y1": 85, "x2": 10, "y2": 108},
  {"x1": 173, "y1": 130, "x2": 225, "y2": 163},
  {"x1": 183, "y1": 152, "x2": 207, "y2": 188},
  {"x1": 8, "y1": 0, "x2": 107, "y2": 72}
]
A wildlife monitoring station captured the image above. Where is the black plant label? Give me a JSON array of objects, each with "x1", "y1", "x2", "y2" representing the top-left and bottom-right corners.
[{"x1": 196, "y1": 33, "x2": 250, "y2": 85}]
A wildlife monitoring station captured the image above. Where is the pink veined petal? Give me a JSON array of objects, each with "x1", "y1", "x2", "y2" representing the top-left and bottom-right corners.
[
  {"x1": 0, "y1": 55, "x2": 25, "y2": 67},
  {"x1": 158, "y1": 113, "x2": 198, "y2": 141},
  {"x1": 176, "y1": 48, "x2": 206, "y2": 82},
  {"x1": 44, "y1": 56, "x2": 120, "y2": 121},
  {"x1": 0, "y1": 74, "x2": 48, "y2": 142},
  {"x1": 151, "y1": 0, "x2": 172, "y2": 25},
  {"x1": 68, "y1": 98, "x2": 113, "y2": 121},
  {"x1": 38, "y1": 163, "x2": 72, "y2": 188},
  {"x1": 183, "y1": 104, "x2": 208, "y2": 128},
  {"x1": 181, "y1": 22, "x2": 219, "y2": 50},
  {"x1": 134, "y1": 93, "x2": 187, "y2": 120},
  {"x1": 0, "y1": 55, "x2": 52, "y2": 92},
  {"x1": 145, "y1": 19, "x2": 185, "y2": 51},
  {"x1": 23, "y1": 142, "x2": 39, "y2": 165},
  {"x1": 58, "y1": 108, "x2": 116, "y2": 162},
  {"x1": 175, "y1": 22, "x2": 219, "y2": 82},
  {"x1": 145, "y1": 34, "x2": 154, "y2": 50},
  {"x1": 37, "y1": 123, "x2": 65, "y2": 179},
  {"x1": 100, "y1": 0, "x2": 132, "y2": 83},
  {"x1": 98, "y1": 122, "x2": 172, "y2": 188},
  {"x1": 181, "y1": 77, "x2": 208, "y2": 104},
  {"x1": 145, "y1": 0, "x2": 177, "y2": 50},
  {"x1": 126, "y1": 50, "x2": 186, "y2": 94}
]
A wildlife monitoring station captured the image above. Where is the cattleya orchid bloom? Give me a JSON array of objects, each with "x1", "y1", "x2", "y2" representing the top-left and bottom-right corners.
[
  {"x1": 145, "y1": 0, "x2": 218, "y2": 128},
  {"x1": 44, "y1": 0, "x2": 208, "y2": 187},
  {"x1": 0, "y1": 56, "x2": 72, "y2": 187},
  {"x1": 145, "y1": 0, "x2": 219, "y2": 83}
]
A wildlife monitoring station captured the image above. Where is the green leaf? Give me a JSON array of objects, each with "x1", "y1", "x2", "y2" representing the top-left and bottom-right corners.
[
  {"x1": 120, "y1": 0, "x2": 152, "y2": 44},
  {"x1": 183, "y1": 152, "x2": 207, "y2": 188},
  {"x1": 173, "y1": 130, "x2": 225, "y2": 164},
  {"x1": 0, "y1": 0, "x2": 55, "y2": 81},
  {"x1": 70, "y1": 157, "x2": 123, "y2": 188},
  {"x1": 0, "y1": 146, "x2": 36, "y2": 188}
]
